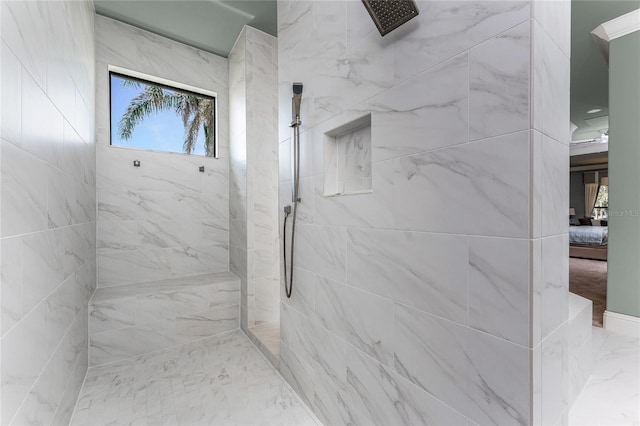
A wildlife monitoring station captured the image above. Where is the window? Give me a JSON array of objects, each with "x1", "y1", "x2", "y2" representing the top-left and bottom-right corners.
[
  {"x1": 592, "y1": 184, "x2": 608, "y2": 219},
  {"x1": 110, "y1": 72, "x2": 217, "y2": 157}
]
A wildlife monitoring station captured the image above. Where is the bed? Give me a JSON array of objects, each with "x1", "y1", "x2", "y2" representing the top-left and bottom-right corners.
[{"x1": 569, "y1": 226, "x2": 608, "y2": 260}]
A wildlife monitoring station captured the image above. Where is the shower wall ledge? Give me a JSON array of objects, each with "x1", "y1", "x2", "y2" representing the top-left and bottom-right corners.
[{"x1": 88, "y1": 272, "x2": 240, "y2": 366}]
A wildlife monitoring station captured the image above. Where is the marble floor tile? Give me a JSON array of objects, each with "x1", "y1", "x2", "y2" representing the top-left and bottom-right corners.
[
  {"x1": 71, "y1": 330, "x2": 318, "y2": 426},
  {"x1": 569, "y1": 327, "x2": 640, "y2": 426}
]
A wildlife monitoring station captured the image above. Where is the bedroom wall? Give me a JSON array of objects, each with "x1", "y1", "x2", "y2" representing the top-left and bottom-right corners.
[
  {"x1": 95, "y1": 16, "x2": 230, "y2": 287},
  {"x1": 277, "y1": 1, "x2": 570, "y2": 425},
  {"x1": 1, "y1": 1, "x2": 96, "y2": 424},
  {"x1": 607, "y1": 29, "x2": 640, "y2": 319},
  {"x1": 570, "y1": 171, "x2": 586, "y2": 218}
]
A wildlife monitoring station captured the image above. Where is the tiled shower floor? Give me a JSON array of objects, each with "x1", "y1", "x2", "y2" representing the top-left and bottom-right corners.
[{"x1": 70, "y1": 330, "x2": 318, "y2": 426}]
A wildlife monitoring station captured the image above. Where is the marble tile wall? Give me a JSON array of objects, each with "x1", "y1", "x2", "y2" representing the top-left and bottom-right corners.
[
  {"x1": 0, "y1": 1, "x2": 96, "y2": 424},
  {"x1": 277, "y1": 1, "x2": 571, "y2": 425},
  {"x1": 95, "y1": 16, "x2": 230, "y2": 287},
  {"x1": 229, "y1": 26, "x2": 280, "y2": 329}
]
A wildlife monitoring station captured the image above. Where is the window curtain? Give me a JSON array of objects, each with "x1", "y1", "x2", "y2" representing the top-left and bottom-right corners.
[{"x1": 585, "y1": 183, "x2": 599, "y2": 218}]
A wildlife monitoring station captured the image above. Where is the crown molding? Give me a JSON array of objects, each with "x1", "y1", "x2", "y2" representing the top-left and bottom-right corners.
[{"x1": 591, "y1": 8, "x2": 640, "y2": 63}]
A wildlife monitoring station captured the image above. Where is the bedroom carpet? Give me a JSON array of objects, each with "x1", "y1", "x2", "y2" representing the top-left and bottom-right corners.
[{"x1": 569, "y1": 258, "x2": 607, "y2": 327}]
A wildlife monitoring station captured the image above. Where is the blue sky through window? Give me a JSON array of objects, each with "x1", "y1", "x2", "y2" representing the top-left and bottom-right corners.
[{"x1": 110, "y1": 74, "x2": 209, "y2": 156}]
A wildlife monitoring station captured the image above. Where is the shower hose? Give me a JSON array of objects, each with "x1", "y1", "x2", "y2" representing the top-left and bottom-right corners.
[{"x1": 283, "y1": 123, "x2": 301, "y2": 299}]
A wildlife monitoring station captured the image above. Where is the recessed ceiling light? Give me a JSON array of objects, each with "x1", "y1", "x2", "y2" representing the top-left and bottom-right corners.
[{"x1": 587, "y1": 109, "x2": 602, "y2": 114}]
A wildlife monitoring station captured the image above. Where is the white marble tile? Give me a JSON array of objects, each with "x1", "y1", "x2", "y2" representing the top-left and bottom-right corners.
[
  {"x1": 138, "y1": 220, "x2": 205, "y2": 249},
  {"x1": 97, "y1": 247, "x2": 171, "y2": 287},
  {"x1": 1, "y1": 236, "x2": 22, "y2": 336},
  {"x1": 390, "y1": 0, "x2": 531, "y2": 82},
  {"x1": 1, "y1": 300, "x2": 49, "y2": 425},
  {"x1": 12, "y1": 306, "x2": 87, "y2": 426},
  {"x1": 52, "y1": 313, "x2": 89, "y2": 426},
  {"x1": 1, "y1": 2, "x2": 95, "y2": 423},
  {"x1": 539, "y1": 234, "x2": 569, "y2": 340},
  {"x1": 63, "y1": 223, "x2": 93, "y2": 278},
  {"x1": 394, "y1": 304, "x2": 531, "y2": 425},
  {"x1": 279, "y1": 342, "x2": 316, "y2": 411},
  {"x1": 541, "y1": 135, "x2": 570, "y2": 237},
  {"x1": 532, "y1": 19, "x2": 571, "y2": 144},
  {"x1": 394, "y1": 131, "x2": 531, "y2": 237},
  {"x1": 1, "y1": 0, "x2": 48, "y2": 89},
  {"x1": 315, "y1": 275, "x2": 394, "y2": 366},
  {"x1": 45, "y1": 273, "x2": 84, "y2": 354},
  {"x1": 569, "y1": 336, "x2": 592, "y2": 408},
  {"x1": 47, "y1": 166, "x2": 73, "y2": 229},
  {"x1": 89, "y1": 296, "x2": 137, "y2": 335},
  {"x1": 95, "y1": 145, "x2": 144, "y2": 192},
  {"x1": 282, "y1": 313, "x2": 349, "y2": 426},
  {"x1": 315, "y1": 158, "x2": 394, "y2": 229},
  {"x1": 88, "y1": 273, "x2": 240, "y2": 364},
  {"x1": 532, "y1": 0, "x2": 571, "y2": 58},
  {"x1": 22, "y1": 229, "x2": 65, "y2": 314},
  {"x1": 136, "y1": 292, "x2": 176, "y2": 325},
  {"x1": 96, "y1": 220, "x2": 139, "y2": 250},
  {"x1": 333, "y1": 124, "x2": 372, "y2": 194},
  {"x1": 541, "y1": 323, "x2": 569, "y2": 425},
  {"x1": 366, "y1": 53, "x2": 469, "y2": 162},
  {"x1": 176, "y1": 304, "x2": 239, "y2": 345},
  {"x1": 96, "y1": 15, "x2": 230, "y2": 287},
  {"x1": 469, "y1": 236, "x2": 530, "y2": 346},
  {"x1": 569, "y1": 293, "x2": 593, "y2": 354},
  {"x1": 281, "y1": 302, "x2": 347, "y2": 387},
  {"x1": 63, "y1": 121, "x2": 91, "y2": 185},
  {"x1": 469, "y1": 21, "x2": 530, "y2": 141},
  {"x1": 1, "y1": 141, "x2": 48, "y2": 237},
  {"x1": 347, "y1": 228, "x2": 468, "y2": 324},
  {"x1": 1, "y1": 41, "x2": 22, "y2": 144},
  {"x1": 169, "y1": 244, "x2": 229, "y2": 276},
  {"x1": 20, "y1": 66, "x2": 65, "y2": 168},
  {"x1": 569, "y1": 328, "x2": 640, "y2": 426},
  {"x1": 276, "y1": 1, "x2": 566, "y2": 425},
  {"x1": 280, "y1": 267, "x2": 316, "y2": 316},
  {"x1": 248, "y1": 321, "x2": 281, "y2": 362},
  {"x1": 279, "y1": 139, "x2": 292, "y2": 183},
  {"x1": 393, "y1": 302, "x2": 468, "y2": 411},
  {"x1": 295, "y1": 224, "x2": 347, "y2": 282},
  {"x1": 76, "y1": 331, "x2": 318, "y2": 426},
  {"x1": 89, "y1": 319, "x2": 176, "y2": 366},
  {"x1": 344, "y1": 345, "x2": 470, "y2": 425}
]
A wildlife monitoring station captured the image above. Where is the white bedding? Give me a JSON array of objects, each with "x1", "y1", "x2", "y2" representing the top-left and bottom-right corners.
[{"x1": 569, "y1": 226, "x2": 608, "y2": 246}]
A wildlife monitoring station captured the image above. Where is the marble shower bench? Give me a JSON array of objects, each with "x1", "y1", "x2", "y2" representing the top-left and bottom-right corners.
[{"x1": 89, "y1": 272, "x2": 240, "y2": 366}]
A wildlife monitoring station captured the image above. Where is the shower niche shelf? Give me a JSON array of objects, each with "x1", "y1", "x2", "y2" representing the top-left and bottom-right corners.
[{"x1": 323, "y1": 114, "x2": 372, "y2": 197}]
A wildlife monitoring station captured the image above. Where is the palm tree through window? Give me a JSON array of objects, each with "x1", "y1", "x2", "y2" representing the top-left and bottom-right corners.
[{"x1": 110, "y1": 72, "x2": 216, "y2": 157}]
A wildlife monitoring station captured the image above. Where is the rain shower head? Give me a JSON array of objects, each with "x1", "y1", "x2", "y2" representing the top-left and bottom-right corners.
[{"x1": 361, "y1": 0, "x2": 420, "y2": 36}]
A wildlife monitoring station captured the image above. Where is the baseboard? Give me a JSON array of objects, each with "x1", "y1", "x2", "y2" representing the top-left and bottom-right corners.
[{"x1": 603, "y1": 310, "x2": 640, "y2": 338}]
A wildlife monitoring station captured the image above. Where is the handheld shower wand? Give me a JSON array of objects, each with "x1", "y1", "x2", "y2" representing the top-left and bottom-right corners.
[
  {"x1": 291, "y1": 82, "x2": 303, "y2": 128},
  {"x1": 284, "y1": 82, "x2": 303, "y2": 298}
]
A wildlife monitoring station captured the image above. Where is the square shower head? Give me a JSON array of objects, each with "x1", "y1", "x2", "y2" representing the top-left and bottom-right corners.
[{"x1": 361, "y1": 0, "x2": 420, "y2": 36}]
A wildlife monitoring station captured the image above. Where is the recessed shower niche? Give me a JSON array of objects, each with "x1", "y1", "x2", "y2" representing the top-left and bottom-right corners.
[{"x1": 323, "y1": 114, "x2": 372, "y2": 196}]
